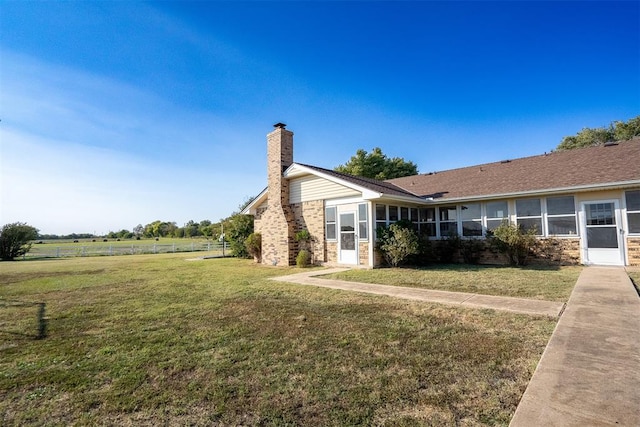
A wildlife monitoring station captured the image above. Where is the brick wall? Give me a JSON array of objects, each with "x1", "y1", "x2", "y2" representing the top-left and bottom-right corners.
[
  {"x1": 290, "y1": 200, "x2": 326, "y2": 264},
  {"x1": 260, "y1": 125, "x2": 296, "y2": 266},
  {"x1": 628, "y1": 237, "x2": 640, "y2": 266}
]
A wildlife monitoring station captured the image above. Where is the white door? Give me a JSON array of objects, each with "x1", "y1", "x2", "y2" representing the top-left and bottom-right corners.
[
  {"x1": 339, "y1": 212, "x2": 358, "y2": 265},
  {"x1": 580, "y1": 201, "x2": 625, "y2": 266}
]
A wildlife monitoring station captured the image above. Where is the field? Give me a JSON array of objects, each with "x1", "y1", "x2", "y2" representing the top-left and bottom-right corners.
[
  {"x1": 26, "y1": 238, "x2": 225, "y2": 259},
  {"x1": 1, "y1": 255, "x2": 558, "y2": 425}
]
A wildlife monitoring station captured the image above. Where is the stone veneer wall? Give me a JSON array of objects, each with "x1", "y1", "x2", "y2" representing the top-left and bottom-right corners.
[
  {"x1": 628, "y1": 237, "x2": 640, "y2": 266},
  {"x1": 358, "y1": 242, "x2": 369, "y2": 266},
  {"x1": 326, "y1": 241, "x2": 338, "y2": 264}
]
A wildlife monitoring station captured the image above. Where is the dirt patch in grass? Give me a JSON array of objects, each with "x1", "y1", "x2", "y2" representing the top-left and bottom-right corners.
[
  {"x1": 323, "y1": 264, "x2": 581, "y2": 302},
  {"x1": 0, "y1": 255, "x2": 555, "y2": 425}
]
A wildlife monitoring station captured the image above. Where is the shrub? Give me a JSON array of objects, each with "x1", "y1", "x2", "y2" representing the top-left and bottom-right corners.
[
  {"x1": 296, "y1": 249, "x2": 311, "y2": 267},
  {"x1": 0, "y1": 222, "x2": 39, "y2": 261},
  {"x1": 460, "y1": 239, "x2": 485, "y2": 264},
  {"x1": 488, "y1": 222, "x2": 539, "y2": 266},
  {"x1": 244, "y1": 232, "x2": 262, "y2": 263},
  {"x1": 377, "y1": 222, "x2": 420, "y2": 267},
  {"x1": 436, "y1": 232, "x2": 461, "y2": 263}
]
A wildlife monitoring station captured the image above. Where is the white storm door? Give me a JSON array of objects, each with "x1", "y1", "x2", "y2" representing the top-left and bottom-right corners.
[
  {"x1": 339, "y1": 212, "x2": 358, "y2": 265},
  {"x1": 581, "y1": 201, "x2": 624, "y2": 266}
]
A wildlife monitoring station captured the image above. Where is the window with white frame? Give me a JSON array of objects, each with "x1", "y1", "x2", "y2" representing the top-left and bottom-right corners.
[
  {"x1": 546, "y1": 196, "x2": 577, "y2": 235},
  {"x1": 485, "y1": 201, "x2": 508, "y2": 232},
  {"x1": 358, "y1": 203, "x2": 368, "y2": 240},
  {"x1": 419, "y1": 208, "x2": 436, "y2": 236},
  {"x1": 400, "y1": 207, "x2": 409, "y2": 222},
  {"x1": 516, "y1": 198, "x2": 543, "y2": 235},
  {"x1": 439, "y1": 206, "x2": 458, "y2": 237},
  {"x1": 389, "y1": 205, "x2": 399, "y2": 223},
  {"x1": 410, "y1": 208, "x2": 419, "y2": 230},
  {"x1": 375, "y1": 204, "x2": 387, "y2": 230},
  {"x1": 626, "y1": 190, "x2": 640, "y2": 234},
  {"x1": 325, "y1": 206, "x2": 337, "y2": 240},
  {"x1": 460, "y1": 203, "x2": 482, "y2": 236}
]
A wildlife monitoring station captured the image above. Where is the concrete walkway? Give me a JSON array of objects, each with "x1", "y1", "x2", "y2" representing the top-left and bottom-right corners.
[
  {"x1": 510, "y1": 266, "x2": 640, "y2": 426},
  {"x1": 272, "y1": 268, "x2": 565, "y2": 317}
]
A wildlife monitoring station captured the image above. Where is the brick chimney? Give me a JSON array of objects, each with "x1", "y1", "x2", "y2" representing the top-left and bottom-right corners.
[{"x1": 262, "y1": 123, "x2": 296, "y2": 265}]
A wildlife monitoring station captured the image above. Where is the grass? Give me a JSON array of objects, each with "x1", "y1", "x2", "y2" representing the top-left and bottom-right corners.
[
  {"x1": 322, "y1": 264, "x2": 582, "y2": 302},
  {"x1": 1, "y1": 255, "x2": 557, "y2": 425}
]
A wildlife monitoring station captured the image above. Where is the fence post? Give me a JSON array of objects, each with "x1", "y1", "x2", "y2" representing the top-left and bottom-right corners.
[
  {"x1": 131, "y1": 245, "x2": 134, "y2": 255},
  {"x1": 172, "y1": 243, "x2": 176, "y2": 253},
  {"x1": 37, "y1": 303, "x2": 48, "y2": 339},
  {"x1": 109, "y1": 246, "x2": 113, "y2": 256},
  {"x1": 191, "y1": 242, "x2": 194, "y2": 252},
  {"x1": 56, "y1": 247, "x2": 60, "y2": 258},
  {"x1": 82, "y1": 246, "x2": 86, "y2": 257}
]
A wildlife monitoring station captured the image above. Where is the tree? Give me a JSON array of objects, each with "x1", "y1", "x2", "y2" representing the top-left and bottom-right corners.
[
  {"x1": 222, "y1": 213, "x2": 254, "y2": 258},
  {"x1": 0, "y1": 222, "x2": 39, "y2": 261},
  {"x1": 335, "y1": 147, "x2": 418, "y2": 180},
  {"x1": 557, "y1": 116, "x2": 640, "y2": 150}
]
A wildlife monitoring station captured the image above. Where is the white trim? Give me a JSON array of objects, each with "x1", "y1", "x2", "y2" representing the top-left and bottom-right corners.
[
  {"x1": 241, "y1": 187, "x2": 268, "y2": 215},
  {"x1": 579, "y1": 199, "x2": 626, "y2": 266},
  {"x1": 426, "y1": 180, "x2": 640, "y2": 205}
]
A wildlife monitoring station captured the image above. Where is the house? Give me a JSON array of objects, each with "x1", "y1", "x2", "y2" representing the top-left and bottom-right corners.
[{"x1": 242, "y1": 123, "x2": 640, "y2": 267}]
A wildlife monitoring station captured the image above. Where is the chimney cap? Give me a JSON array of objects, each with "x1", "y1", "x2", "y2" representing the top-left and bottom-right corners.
[{"x1": 273, "y1": 122, "x2": 287, "y2": 129}]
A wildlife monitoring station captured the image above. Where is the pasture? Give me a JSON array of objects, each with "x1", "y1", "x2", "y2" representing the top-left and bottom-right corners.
[{"x1": 1, "y1": 255, "x2": 558, "y2": 425}]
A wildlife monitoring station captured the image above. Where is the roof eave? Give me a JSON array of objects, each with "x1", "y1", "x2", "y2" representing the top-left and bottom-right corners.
[
  {"x1": 240, "y1": 187, "x2": 268, "y2": 215},
  {"x1": 424, "y1": 179, "x2": 640, "y2": 204}
]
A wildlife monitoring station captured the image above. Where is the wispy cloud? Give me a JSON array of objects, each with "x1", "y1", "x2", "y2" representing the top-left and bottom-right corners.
[{"x1": 1, "y1": 51, "x2": 262, "y2": 234}]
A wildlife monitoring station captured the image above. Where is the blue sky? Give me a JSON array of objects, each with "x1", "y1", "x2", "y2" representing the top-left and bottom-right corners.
[{"x1": 1, "y1": 1, "x2": 638, "y2": 235}]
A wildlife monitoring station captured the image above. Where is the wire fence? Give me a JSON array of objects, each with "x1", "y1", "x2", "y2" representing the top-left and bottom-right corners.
[{"x1": 24, "y1": 242, "x2": 229, "y2": 260}]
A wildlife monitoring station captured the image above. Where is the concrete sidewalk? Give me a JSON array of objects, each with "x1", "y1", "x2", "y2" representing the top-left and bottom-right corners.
[
  {"x1": 272, "y1": 268, "x2": 565, "y2": 317},
  {"x1": 510, "y1": 266, "x2": 640, "y2": 426}
]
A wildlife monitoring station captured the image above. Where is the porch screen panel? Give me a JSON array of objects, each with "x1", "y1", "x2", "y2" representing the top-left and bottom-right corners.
[
  {"x1": 486, "y1": 201, "x2": 508, "y2": 231},
  {"x1": 626, "y1": 190, "x2": 640, "y2": 233},
  {"x1": 547, "y1": 196, "x2": 577, "y2": 235},
  {"x1": 516, "y1": 198, "x2": 543, "y2": 235}
]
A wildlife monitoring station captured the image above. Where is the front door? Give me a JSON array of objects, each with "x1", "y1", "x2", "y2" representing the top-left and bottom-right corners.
[
  {"x1": 581, "y1": 201, "x2": 625, "y2": 266},
  {"x1": 339, "y1": 212, "x2": 358, "y2": 265}
]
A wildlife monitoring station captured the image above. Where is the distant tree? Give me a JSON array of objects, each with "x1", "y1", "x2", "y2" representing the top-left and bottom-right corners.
[
  {"x1": 557, "y1": 116, "x2": 640, "y2": 150},
  {"x1": 335, "y1": 147, "x2": 418, "y2": 180},
  {"x1": 0, "y1": 222, "x2": 39, "y2": 261},
  {"x1": 133, "y1": 224, "x2": 144, "y2": 237}
]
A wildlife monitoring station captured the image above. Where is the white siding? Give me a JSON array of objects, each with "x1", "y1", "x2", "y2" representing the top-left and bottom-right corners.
[{"x1": 290, "y1": 175, "x2": 360, "y2": 203}]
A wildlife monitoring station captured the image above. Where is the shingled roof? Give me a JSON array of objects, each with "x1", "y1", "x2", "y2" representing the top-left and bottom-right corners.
[{"x1": 387, "y1": 139, "x2": 640, "y2": 201}]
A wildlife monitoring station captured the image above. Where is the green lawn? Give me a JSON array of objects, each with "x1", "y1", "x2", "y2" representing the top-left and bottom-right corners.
[
  {"x1": 1, "y1": 255, "x2": 557, "y2": 425},
  {"x1": 323, "y1": 264, "x2": 582, "y2": 302}
]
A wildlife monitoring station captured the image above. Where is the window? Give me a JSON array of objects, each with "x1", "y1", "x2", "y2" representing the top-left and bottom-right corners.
[
  {"x1": 485, "y1": 201, "x2": 508, "y2": 231},
  {"x1": 358, "y1": 203, "x2": 368, "y2": 240},
  {"x1": 626, "y1": 190, "x2": 640, "y2": 233},
  {"x1": 389, "y1": 206, "x2": 399, "y2": 223},
  {"x1": 419, "y1": 208, "x2": 436, "y2": 236},
  {"x1": 439, "y1": 206, "x2": 457, "y2": 237},
  {"x1": 375, "y1": 204, "x2": 387, "y2": 230},
  {"x1": 460, "y1": 203, "x2": 482, "y2": 236},
  {"x1": 547, "y1": 196, "x2": 577, "y2": 235},
  {"x1": 516, "y1": 198, "x2": 543, "y2": 235},
  {"x1": 410, "y1": 208, "x2": 419, "y2": 230},
  {"x1": 325, "y1": 207, "x2": 336, "y2": 240},
  {"x1": 400, "y1": 207, "x2": 409, "y2": 221}
]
